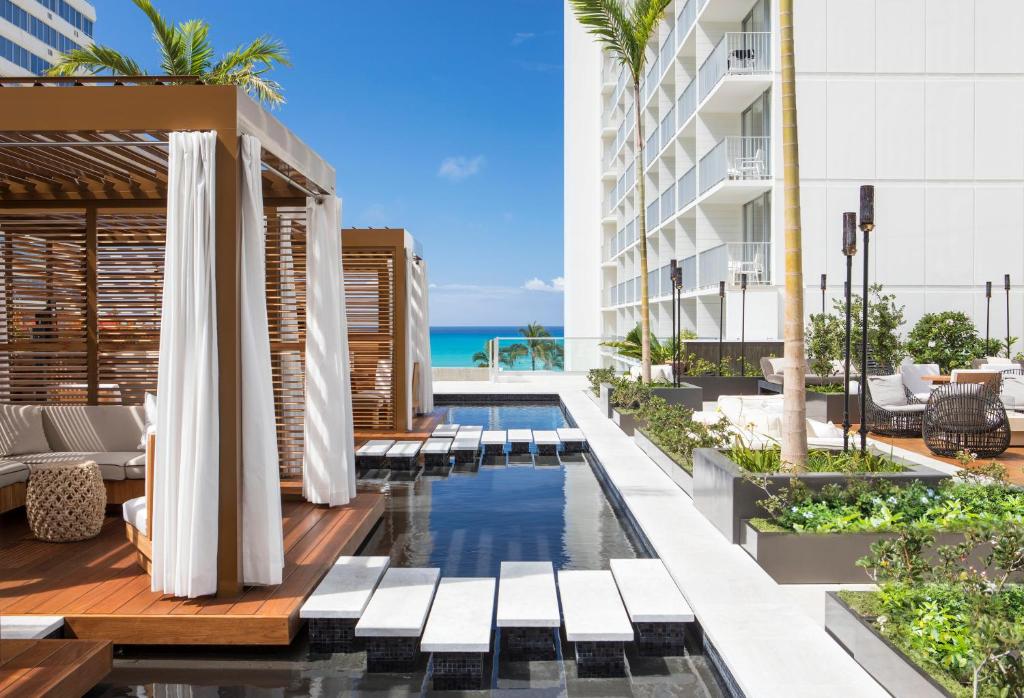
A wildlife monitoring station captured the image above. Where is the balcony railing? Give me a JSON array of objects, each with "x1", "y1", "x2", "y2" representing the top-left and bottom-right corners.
[
  {"x1": 644, "y1": 131, "x2": 658, "y2": 167},
  {"x1": 677, "y1": 78, "x2": 697, "y2": 128},
  {"x1": 660, "y1": 183, "x2": 676, "y2": 224},
  {"x1": 697, "y1": 242, "x2": 772, "y2": 288},
  {"x1": 698, "y1": 32, "x2": 771, "y2": 102},
  {"x1": 681, "y1": 255, "x2": 697, "y2": 290},
  {"x1": 677, "y1": 0, "x2": 696, "y2": 44},
  {"x1": 698, "y1": 136, "x2": 771, "y2": 193},
  {"x1": 677, "y1": 166, "x2": 697, "y2": 210}
]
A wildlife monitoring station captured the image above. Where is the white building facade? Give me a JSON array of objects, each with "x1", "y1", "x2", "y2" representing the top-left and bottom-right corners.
[
  {"x1": 1, "y1": 0, "x2": 95, "y2": 76},
  {"x1": 565, "y1": 0, "x2": 1024, "y2": 349}
]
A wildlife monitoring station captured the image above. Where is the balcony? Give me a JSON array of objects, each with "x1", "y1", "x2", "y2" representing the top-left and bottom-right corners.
[
  {"x1": 698, "y1": 136, "x2": 772, "y2": 202},
  {"x1": 676, "y1": 0, "x2": 697, "y2": 44},
  {"x1": 677, "y1": 78, "x2": 697, "y2": 129},
  {"x1": 677, "y1": 166, "x2": 697, "y2": 211},
  {"x1": 696, "y1": 242, "x2": 772, "y2": 289},
  {"x1": 698, "y1": 32, "x2": 772, "y2": 111}
]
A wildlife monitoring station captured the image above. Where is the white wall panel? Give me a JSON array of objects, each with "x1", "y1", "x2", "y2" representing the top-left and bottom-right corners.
[
  {"x1": 925, "y1": 82, "x2": 974, "y2": 180},
  {"x1": 974, "y1": 82, "x2": 1024, "y2": 180},
  {"x1": 874, "y1": 185, "x2": 925, "y2": 287},
  {"x1": 796, "y1": 79, "x2": 827, "y2": 179},
  {"x1": 924, "y1": 187, "x2": 975, "y2": 286},
  {"x1": 875, "y1": 81, "x2": 924, "y2": 180},
  {"x1": 825, "y1": 0, "x2": 875, "y2": 74},
  {"x1": 926, "y1": 0, "x2": 974, "y2": 74},
  {"x1": 875, "y1": 0, "x2": 925, "y2": 74},
  {"x1": 974, "y1": 0, "x2": 1024, "y2": 74},
  {"x1": 826, "y1": 81, "x2": 875, "y2": 180},
  {"x1": 974, "y1": 187, "x2": 1024, "y2": 284}
]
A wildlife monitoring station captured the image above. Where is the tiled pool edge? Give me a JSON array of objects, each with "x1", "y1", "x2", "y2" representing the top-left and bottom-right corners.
[{"x1": 558, "y1": 389, "x2": 888, "y2": 698}]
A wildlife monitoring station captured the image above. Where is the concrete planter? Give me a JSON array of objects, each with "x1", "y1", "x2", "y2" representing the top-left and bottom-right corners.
[
  {"x1": 674, "y1": 375, "x2": 760, "y2": 402},
  {"x1": 611, "y1": 408, "x2": 639, "y2": 436},
  {"x1": 825, "y1": 592, "x2": 952, "y2": 698},
  {"x1": 599, "y1": 383, "x2": 615, "y2": 418},
  {"x1": 741, "y1": 525, "x2": 980, "y2": 584},
  {"x1": 806, "y1": 390, "x2": 860, "y2": 424},
  {"x1": 691, "y1": 448, "x2": 949, "y2": 543},
  {"x1": 634, "y1": 429, "x2": 693, "y2": 496},
  {"x1": 603, "y1": 383, "x2": 704, "y2": 417}
]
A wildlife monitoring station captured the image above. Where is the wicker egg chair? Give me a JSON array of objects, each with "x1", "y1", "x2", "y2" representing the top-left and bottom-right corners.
[{"x1": 922, "y1": 383, "x2": 1011, "y2": 458}]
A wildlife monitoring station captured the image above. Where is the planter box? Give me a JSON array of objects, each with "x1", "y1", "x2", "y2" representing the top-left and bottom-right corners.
[
  {"x1": 741, "y1": 525, "x2": 985, "y2": 584},
  {"x1": 603, "y1": 383, "x2": 704, "y2": 418},
  {"x1": 675, "y1": 375, "x2": 760, "y2": 402},
  {"x1": 599, "y1": 383, "x2": 615, "y2": 418},
  {"x1": 825, "y1": 592, "x2": 952, "y2": 698},
  {"x1": 691, "y1": 448, "x2": 949, "y2": 543},
  {"x1": 806, "y1": 390, "x2": 860, "y2": 425},
  {"x1": 611, "y1": 408, "x2": 639, "y2": 436},
  {"x1": 634, "y1": 429, "x2": 692, "y2": 496}
]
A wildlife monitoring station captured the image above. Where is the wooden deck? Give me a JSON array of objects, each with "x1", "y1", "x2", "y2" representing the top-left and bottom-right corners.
[
  {"x1": 869, "y1": 433, "x2": 1024, "y2": 486},
  {"x1": 0, "y1": 494, "x2": 384, "y2": 646},
  {"x1": 0, "y1": 639, "x2": 111, "y2": 698},
  {"x1": 354, "y1": 407, "x2": 447, "y2": 442}
]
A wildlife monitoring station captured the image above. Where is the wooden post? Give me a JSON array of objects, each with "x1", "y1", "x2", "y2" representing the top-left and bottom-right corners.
[
  {"x1": 85, "y1": 206, "x2": 98, "y2": 405},
  {"x1": 215, "y1": 129, "x2": 243, "y2": 598},
  {"x1": 393, "y1": 246, "x2": 409, "y2": 433}
]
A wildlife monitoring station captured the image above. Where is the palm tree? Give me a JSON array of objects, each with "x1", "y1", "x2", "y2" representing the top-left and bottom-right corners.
[
  {"x1": 779, "y1": 0, "x2": 808, "y2": 470},
  {"x1": 570, "y1": 0, "x2": 671, "y2": 384},
  {"x1": 499, "y1": 343, "x2": 529, "y2": 370},
  {"x1": 46, "y1": 0, "x2": 290, "y2": 106},
  {"x1": 472, "y1": 340, "x2": 492, "y2": 368},
  {"x1": 518, "y1": 322, "x2": 552, "y2": 371}
]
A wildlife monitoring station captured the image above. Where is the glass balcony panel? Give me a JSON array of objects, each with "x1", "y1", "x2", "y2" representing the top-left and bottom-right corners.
[{"x1": 698, "y1": 32, "x2": 771, "y2": 102}]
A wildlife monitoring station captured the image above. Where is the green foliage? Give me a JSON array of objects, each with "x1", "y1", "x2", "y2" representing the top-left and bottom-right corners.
[
  {"x1": 833, "y1": 283, "x2": 906, "y2": 370},
  {"x1": 569, "y1": 0, "x2": 673, "y2": 86},
  {"x1": 805, "y1": 312, "x2": 845, "y2": 378},
  {"x1": 608, "y1": 376, "x2": 654, "y2": 411},
  {"x1": 472, "y1": 341, "x2": 492, "y2": 368},
  {"x1": 728, "y1": 444, "x2": 903, "y2": 474},
  {"x1": 602, "y1": 324, "x2": 695, "y2": 365},
  {"x1": 47, "y1": 0, "x2": 290, "y2": 105},
  {"x1": 587, "y1": 367, "x2": 616, "y2": 396},
  {"x1": 906, "y1": 312, "x2": 983, "y2": 373},
  {"x1": 638, "y1": 397, "x2": 731, "y2": 473},
  {"x1": 755, "y1": 479, "x2": 1024, "y2": 535},
  {"x1": 517, "y1": 322, "x2": 563, "y2": 371}
]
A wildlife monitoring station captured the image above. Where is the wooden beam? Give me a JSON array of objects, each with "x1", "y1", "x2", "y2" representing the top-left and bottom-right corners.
[
  {"x1": 214, "y1": 130, "x2": 243, "y2": 598},
  {"x1": 85, "y1": 207, "x2": 98, "y2": 405},
  {"x1": 394, "y1": 247, "x2": 409, "y2": 432}
]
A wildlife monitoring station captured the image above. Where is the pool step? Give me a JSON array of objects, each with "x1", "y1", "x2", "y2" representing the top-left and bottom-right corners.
[
  {"x1": 421, "y1": 577, "x2": 497, "y2": 690},
  {"x1": 496, "y1": 561, "x2": 560, "y2": 660},
  {"x1": 355, "y1": 567, "x2": 441, "y2": 672},
  {"x1": 1, "y1": 615, "x2": 64, "y2": 639},
  {"x1": 301, "y1": 556, "x2": 390, "y2": 652},
  {"x1": 558, "y1": 570, "x2": 634, "y2": 677}
]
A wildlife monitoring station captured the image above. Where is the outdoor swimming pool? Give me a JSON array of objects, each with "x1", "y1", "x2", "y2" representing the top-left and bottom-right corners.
[{"x1": 91, "y1": 401, "x2": 727, "y2": 696}]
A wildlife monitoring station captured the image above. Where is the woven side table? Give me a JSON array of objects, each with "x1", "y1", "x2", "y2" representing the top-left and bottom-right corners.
[{"x1": 26, "y1": 461, "x2": 106, "y2": 542}]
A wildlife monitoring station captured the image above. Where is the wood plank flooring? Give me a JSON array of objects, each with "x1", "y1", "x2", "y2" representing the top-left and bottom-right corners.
[
  {"x1": 0, "y1": 494, "x2": 384, "y2": 646},
  {"x1": 868, "y1": 433, "x2": 1024, "y2": 485},
  {"x1": 0, "y1": 639, "x2": 111, "y2": 698}
]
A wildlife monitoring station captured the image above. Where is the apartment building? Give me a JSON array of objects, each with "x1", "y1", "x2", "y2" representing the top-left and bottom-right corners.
[
  {"x1": 565, "y1": 0, "x2": 1024, "y2": 351},
  {"x1": 1, "y1": 0, "x2": 94, "y2": 76}
]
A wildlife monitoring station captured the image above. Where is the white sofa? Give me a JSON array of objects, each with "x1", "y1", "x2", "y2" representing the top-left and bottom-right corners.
[{"x1": 700, "y1": 394, "x2": 846, "y2": 449}]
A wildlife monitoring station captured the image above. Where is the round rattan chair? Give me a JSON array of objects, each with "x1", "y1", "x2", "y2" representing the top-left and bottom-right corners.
[
  {"x1": 923, "y1": 383, "x2": 1010, "y2": 458},
  {"x1": 863, "y1": 359, "x2": 924, "y2": 437}
]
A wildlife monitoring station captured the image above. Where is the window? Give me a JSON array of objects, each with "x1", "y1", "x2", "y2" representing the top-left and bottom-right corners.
[
  {"x1": 2, "y1": 0, "x2": 81, "y2": 53},
  {"x1": 34, "y1": 0, "x2": 91, "y2": 36},
  {"x1": 742, "y1": 0, "x2": 770, "y2": 33},
  {"x1": 0, "y1": 34, "x2": 52, "y2": 73}
]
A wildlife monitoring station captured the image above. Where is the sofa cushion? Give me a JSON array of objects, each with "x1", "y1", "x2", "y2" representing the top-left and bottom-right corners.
[
  {"x1": 868, "y1": 374, "x2": 907, "y2": 408},
  {"x1": 139, "y1": 393, "x2": 157, "y2": 450},
  {"x1": 41, "y1": 405, "x2": 145, "y2": 453},
  {"x1": 125, "y1": 453, "x2": 147, "y2": 480},
  {"x1": 0, "y1": 405, "x2": 50, "y2": 457},
  {"x1": 759, "y1": 357, "x2": 784, "y2": 383},
  {"x1": 0, "y1": 459, "x2": 29, "y2": 488},
  {"x1": 1001, "y1": 374, "x2": 1024, "y2": 409},
  {"x1": 122, "y1": 495, "x2": 147, "y2": 536},
  {"x1": 21, "y1": 451, "x2": 144, "y2": 481}
]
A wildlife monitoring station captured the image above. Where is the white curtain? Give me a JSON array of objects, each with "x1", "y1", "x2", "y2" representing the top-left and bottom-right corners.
[
  {"x1": 407, "y1": 256, "x2": 434, "y2": 423},
  {"x1": 302, "y1": 196, "x2": 356, "y2": 505},
  {"x1": 239, "y1": 135, "x2": 284, "y2": 586},
  {"x1": 152, "y1": 131, "x2": 219, "y2": 598}
]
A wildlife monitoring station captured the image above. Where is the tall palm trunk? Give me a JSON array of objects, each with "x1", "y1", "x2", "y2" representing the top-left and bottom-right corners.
[
  {"x1": 633, "y1": 80, "x2": 652, "y2": 384},
  {"x1": 779, "y1": 0, "x2": 807, "y2": 469}
]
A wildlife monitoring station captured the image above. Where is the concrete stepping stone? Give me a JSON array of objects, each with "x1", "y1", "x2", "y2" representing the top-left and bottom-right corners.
[
  {"x1": 385, "y1": 441, "x2": 422, "y2": 471},
  {"x1": 481, "y1": 430, "x2": 507, "y2": 456},
  {"x1": 421, "y1": 438, "x2": 452, "y2": 467},
  {"x1": 556, "y1": 428, "x2": 587, "y2": 452},
  {"x1": 0, "y1": 615, "x2": 64, "y2": 639},
  {"x1": 421, "y1": 577, "x2": 497, "y2": 690},
  {"x1": 507, "y1": 429, "x2": 533, "y2": 455},
  {"x1": 451, "y1": 431, "x2": 482, "y2": 464},
  {"x1": 533, "y1": 430, "x2": 560, "y2": 456},
  {"x1": 433, "y1": 424, "x2": 460, "y2": 438},
  {"x1": 301, "y1": 556, "x2": 390, "y2": 652},
  {"x1": 497, "y1": 561, "x2": 560, "y2": 659},
  {"x1": 356, "y1": 567, "x2": 441, "y2": 672},
  {"x1": 611, "y1": 558, "x2": 693, "y2": 656},
  {"x1": 557, "y1": 570, "x2": 633, "y2": 678},
  {"x1": 356, "y1": 439, "x2": 394, "y2": 469}
]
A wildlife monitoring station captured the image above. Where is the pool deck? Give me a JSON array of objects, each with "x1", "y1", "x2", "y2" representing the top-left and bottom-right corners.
[{"x1": 435, "y1": 376, "x2": 888, "y2": 697}]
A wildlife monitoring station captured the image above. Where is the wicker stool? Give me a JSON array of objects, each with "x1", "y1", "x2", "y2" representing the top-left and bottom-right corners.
[{"x1": 26, "y1": 461, "x2": 106, "y2": 542}]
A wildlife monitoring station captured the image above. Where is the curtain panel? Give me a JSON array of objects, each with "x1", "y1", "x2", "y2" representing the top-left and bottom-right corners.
[{"x1": 407, "y1": 256, "x2": 434, "y2": 421}]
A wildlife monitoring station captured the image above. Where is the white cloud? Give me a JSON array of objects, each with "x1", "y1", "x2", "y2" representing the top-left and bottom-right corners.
[
  {"x1": 511, "y1": 32, "x2": 536, "y2": 46},
  {"x1": 523, "y1": 276, "x2": 565, "y2": 293},
  {"x1": 438, "y1": 155, "x2": 485, "y2": 181}
]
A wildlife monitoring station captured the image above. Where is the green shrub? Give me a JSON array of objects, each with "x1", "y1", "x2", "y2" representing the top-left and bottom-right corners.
[
  {"x1": 805, "y1": 312, "x2": 844, "y2": 378},
  {"x1": 728, "y1": 443, "x2": 903, "y2": 474},
  {"x1": 906, "y1": 311, "x2": 982, "y2": 373},
  {"x1": 608, "y1": 376, "x2": 653, "y2": 411},
  {"x1": 586, "y1": 367, "x2": 615, "y2": 396},
  {"x1": 833, "y1": 283, "x2": 906, "y2": 370},
  {"x1": 638, "y1": 398, "x2": 730, "y2": 473}
]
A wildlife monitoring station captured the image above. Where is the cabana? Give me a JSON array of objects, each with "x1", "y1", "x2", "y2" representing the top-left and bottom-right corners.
[{"x1": 0, "y1": 78, "x2": 383, "y2": 643}]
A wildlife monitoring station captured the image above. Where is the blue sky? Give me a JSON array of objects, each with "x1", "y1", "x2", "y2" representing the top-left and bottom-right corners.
[{"x1": 89, "y1": 0, "x2": 565, "y2": 327}]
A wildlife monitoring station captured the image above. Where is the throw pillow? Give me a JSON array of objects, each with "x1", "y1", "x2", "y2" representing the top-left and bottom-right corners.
[
  {"x1": 139, "y1": 392, "x2": 157, "y2": 450},
  {"x1": 1002, "y1": 375, "x2": 1024, "y2": 411},
  {"x1": 867, "y1": 374, "x2": 907, "y2": 408},
  {"x1": 0, "y1": 404, "x2": 50, "y2": 457}
]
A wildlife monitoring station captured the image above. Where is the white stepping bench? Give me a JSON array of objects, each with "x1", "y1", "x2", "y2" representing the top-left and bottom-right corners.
[
  {"x1": 507, "y1": 428, "x2": 533, "y2": 454},
  {"x1": 301, "y1": 556, "x2": 390, "y2": 652},
  {"x1": 422, "y1": 577, "x2": 497, "y2": 690},
  {"x1": 421, "y1": 438, "x2": 453, "y2": 467},
  {"x1": 433, "y1": 423, "x2": 460, "y2": 438},
  {"x1": 355, "y1": 439, "x2": 394, "y2": 468},
  {"x1": 385, "y1": 440, "x2": 422, "y2": 470},
  {"x1": 451, "y1": 431, "x2": 482, "y2": 464},
  {"x1": 556, "y1": 428, "x2": 587, "y2": 452},
  {"x1": 0, "y1": 615, "x2": 64, "y2": 639},
  {"x1": 481, "y1": 430, "x2": 507, "y2": 456},
  {"x1": 497, "y1": 561, "x2": 560, "y2": 659},
  {"x1": 533, "y1": 430, "x2": 560, "y2": 455},
  {"x1": 356, "y1": 567, "x2": 441, "y2": 672},
  {"x1": 457, "y1": 425, "x2": 483, "y2": 434},
  {"x1": 611, "y1": 558, "x2": 693, "y2": 656},
  {"x1": 558, "y1": 569, "x2": 633, "y2": 677}
]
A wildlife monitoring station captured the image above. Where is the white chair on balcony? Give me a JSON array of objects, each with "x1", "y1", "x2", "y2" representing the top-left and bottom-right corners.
[{"x1": 732, "y1": 149, "x2": 764, "y2": 180}]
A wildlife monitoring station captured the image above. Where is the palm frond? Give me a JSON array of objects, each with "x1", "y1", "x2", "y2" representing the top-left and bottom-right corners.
[
  {"x1": 569, "y1": 0, "x2": 635, "y2": 75},
  {"x1": 46, "y1": 44, "x2": 145, "y2": 77},
  {"x1": 208, "y1": 36, "x2": 289, "y2": 104},
  {"x1": 132, "y1": 0, "x2": 183, "y2": 74},
  {"x1": 176, "y1": 19, "x2": 214, "y2": 76}
]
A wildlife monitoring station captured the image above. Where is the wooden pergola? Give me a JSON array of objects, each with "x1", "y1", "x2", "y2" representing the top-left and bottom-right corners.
[{"x1": 0, "y1": 78, "x2": 373, "y2": 597}]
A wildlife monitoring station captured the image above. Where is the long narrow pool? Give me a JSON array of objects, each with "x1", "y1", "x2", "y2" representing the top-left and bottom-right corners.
[{"x1": 93, "y1": 401, "x2": 726, "y2": 696}]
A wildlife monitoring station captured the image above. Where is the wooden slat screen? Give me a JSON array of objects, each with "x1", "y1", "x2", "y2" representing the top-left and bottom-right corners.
[
  {"x1": 265, "y1": 208, "x2": 307, "y2": 480},
  {"x1": 344, "y1": 248, "x2": 396, "y2": 432},
  {"x1": 0, "y1": 216, "x2": 89, "y2": 403}
]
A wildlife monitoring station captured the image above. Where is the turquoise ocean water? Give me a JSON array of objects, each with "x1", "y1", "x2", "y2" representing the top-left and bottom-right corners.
[{"x1": 430, "y1": 326, "x2": 565, "y2": 369}]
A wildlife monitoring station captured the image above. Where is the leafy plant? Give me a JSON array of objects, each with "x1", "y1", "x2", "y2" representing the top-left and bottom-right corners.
[
  {"x1": 608, "y1": 376, "x2": 654, "y2": 411},
  {"x1": 906, "y1": 311, "x2": 983, "y2": 374},
  {"x1": 729, "y1": 444, "x2": 903, "y2": 474},
  {"x1": 638, "y1": 397, "x2": 731, "y2": 473},
  {"x1": 805, "y1": 312, "x2": 844, "y2": 378},
  {"x1": 602, "y1": 324, "x2": 695, "y2": 365},
  {"x1": 833, "y1": 283, "x2": 906, "y2": 370},
  {"x1": 587, "y1": 367, "x2": 616, "y2": 397},
  {"x1": 47, "y1": 0, "x2": 290, "y2": 105}
]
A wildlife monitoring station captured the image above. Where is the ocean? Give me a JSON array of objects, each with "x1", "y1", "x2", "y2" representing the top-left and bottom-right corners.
[{"x1": 430, "y1": 326, "x2": 565, "y2": 369}]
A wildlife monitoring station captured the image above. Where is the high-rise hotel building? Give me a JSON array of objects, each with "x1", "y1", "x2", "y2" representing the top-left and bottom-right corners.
[
  {"x1": 564, "y1": 0, "x2": 1024, "y2": 349},
  {"x1": 1, "y1": 0, "x2": 94, "y2": 76}
]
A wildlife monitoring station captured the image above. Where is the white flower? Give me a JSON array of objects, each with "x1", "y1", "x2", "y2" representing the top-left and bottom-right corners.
[
  {"x1": 887, "y1": 496, "x2": 898, "y2": 504},
  {"x1": 928, "y1": 340, "x2": 936, "y2": 348},
  {"x1": 791, "y1": 506, "x2": 798, "y2": 512},
  {"x1": 926, "y1": 488, "x2": 934, "y2": 496},
  {"x1": 921, "y1": 496, "x2": 929, "y2": 504},
  {"x1": 945, "y1": 318, "x2": 954, "y2": 325}
]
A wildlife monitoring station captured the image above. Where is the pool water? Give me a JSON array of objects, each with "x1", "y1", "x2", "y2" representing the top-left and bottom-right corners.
[{"x1": 88, "y1": 403, "x2": 727, "y2": 697}]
